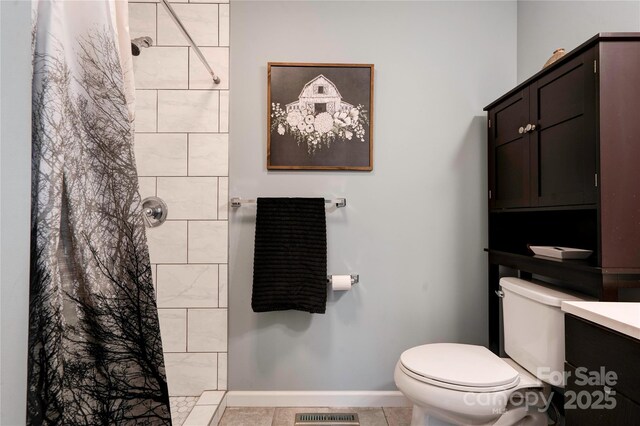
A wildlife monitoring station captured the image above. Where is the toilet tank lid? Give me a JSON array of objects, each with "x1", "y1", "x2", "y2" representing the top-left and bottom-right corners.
[{"x1": 500, "y1": 277, "x2": 593, "y2": 307}]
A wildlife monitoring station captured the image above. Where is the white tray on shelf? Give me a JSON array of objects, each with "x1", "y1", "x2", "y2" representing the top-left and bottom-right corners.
[{"x1": 529, "y1": 246, "x2": 593, "y2": 260}]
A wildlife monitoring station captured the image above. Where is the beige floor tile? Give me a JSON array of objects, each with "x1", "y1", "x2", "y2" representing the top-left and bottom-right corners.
[
  {"x1": 216, "y1": 406, "x2": 399, "y2": 426},
  {"x1": 272, "y1": 407, "x2": 332, "y2": 426},
  {"x1": 219, "y1": 407, "x2": 275, "y2": 426},
  {"x1": 343, "y1": 407, "x2": 387, "y2": 426},
  {"x1": 383, "y1": 407, "x2": 413, "y2": 426},
  {"x1": 273, "y1": 407, "x2": 388, "y2": 426}
]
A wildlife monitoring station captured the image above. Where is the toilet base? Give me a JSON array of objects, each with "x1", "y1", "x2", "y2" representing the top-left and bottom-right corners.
[
  {"x1": 409, "y1": 403, "x2": 486, "y2": 426},
  {"x1": 411, "y1": 405, "x2": 455, "y2": 426},
  {"x1": 409, "y1": 401, "x2": 548, "y2": 426}
]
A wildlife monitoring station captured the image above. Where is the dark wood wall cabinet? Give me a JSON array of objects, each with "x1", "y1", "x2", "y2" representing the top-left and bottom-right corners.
[
  {"x1": 564, "y1": 315, "x2": 640, "y2": 425},
  {"x1": 483, "y1": 33, "x2": 640, "y2": 353}
]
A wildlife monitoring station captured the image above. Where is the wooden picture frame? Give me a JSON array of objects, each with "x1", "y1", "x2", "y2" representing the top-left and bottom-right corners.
[{"x1": 267, "y1": 63, "x2": 374, "y2": 170}]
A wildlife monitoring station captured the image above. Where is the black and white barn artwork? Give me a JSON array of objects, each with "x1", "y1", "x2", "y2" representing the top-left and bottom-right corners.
[{"x1": 267, "y1": 63, "x2": 374, "y2": 170}]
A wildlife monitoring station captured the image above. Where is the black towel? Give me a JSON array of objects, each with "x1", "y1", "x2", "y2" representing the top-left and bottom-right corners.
[{"x1": 252, "y1": 197, "x2": 327, "y2": 313}]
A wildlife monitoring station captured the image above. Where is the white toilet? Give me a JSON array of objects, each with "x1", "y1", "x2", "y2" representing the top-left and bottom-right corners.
[{"x1": 394, "y1": 277, "x2": 592, "y2": 426}]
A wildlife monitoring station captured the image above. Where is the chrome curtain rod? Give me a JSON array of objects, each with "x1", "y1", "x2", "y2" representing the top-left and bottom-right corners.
[
  {"x1": 230, "y1": 198, "x2": 347, "y2": 208},
  {"x1": 159, "y1": 0, "x2": 221, "y2": 84}
]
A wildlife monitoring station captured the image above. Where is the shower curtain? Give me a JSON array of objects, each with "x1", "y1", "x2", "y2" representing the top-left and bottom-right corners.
[{"x1": 29, "y1": 1, "x2": 171, "y2": 424}]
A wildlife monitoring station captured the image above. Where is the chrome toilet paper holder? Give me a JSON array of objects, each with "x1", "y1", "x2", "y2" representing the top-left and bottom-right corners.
[{"x1": 327, "y1": 274, "x2": 359, "y2": 285}]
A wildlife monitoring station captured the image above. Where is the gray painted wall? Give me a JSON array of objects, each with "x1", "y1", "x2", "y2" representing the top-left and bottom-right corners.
[
  {"x1": 517, "y1": 0, "x2": 640, "y2": 82},
  {"x1": 1, "y1": 1, "x2": 32, "y2": 424},
  {"x1": 229, "y1": 1, "x2": 517, "y2": 391}
]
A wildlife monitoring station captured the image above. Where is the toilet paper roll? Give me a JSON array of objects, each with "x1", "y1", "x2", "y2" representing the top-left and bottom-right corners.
[{"x1": 331, "y1": 275, "x2": 352, "y2": 291}]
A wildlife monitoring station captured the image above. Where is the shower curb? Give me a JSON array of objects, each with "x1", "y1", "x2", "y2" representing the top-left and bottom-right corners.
[{"x1": 179, "y1": 391, "x2": 227, "y2": 426}]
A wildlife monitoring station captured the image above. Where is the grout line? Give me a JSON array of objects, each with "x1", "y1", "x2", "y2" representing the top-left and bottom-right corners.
[
  {"x1": 155, "y1": 89, "x2": 159, "y2": 132},
  {"x1": 138, "y1": 88, "x2": 223, "y2": 92},
  {"x1": 163, "y1": 88, "x2": 222, "y2": 92},
  {"x1": 154, "y1": 262, "x2": 225, "y2": 266},
  {"x1": 138, "y1": 175, "x2": 228, "y2": 178},
  {"x1": 154, "y1": 43, "x2": 220, "y2": 48},
  {"x1": 187, "y1": 46, "x2": 191, "y2": 89},
  {"x1": 216, "y1": 264, "x2": 221, "y2": 308},
  {"x1": 136, "y1": 131, "x2": 229, "y2": 134},
  {"x1": 215, "y1": 353, "x2": 220, "y2": 391},
  {"x1": 135, "y1": 131, "x2": 189, "y2": 135},
  {"x1": 158, "y1": 306, "x2": 218, "y2": 310},
  {"x1": 186, "y1": 133, "x2": 190, "y2": 176},
  {"x1": 382, "y1": 407, "x2": 390, "y2": 425},
  {"x1": 163, "y1": 219, "x2": 227, "y2": 222},
  {"x1": 154, "y1": 3, "x2": 158, "y2": 42},
  {"x1": 185, "y1": 307, "x2": 189, "y2": 352},
  {"x1": 158, "y1": 307, "x2": 219, "y2": 311}
]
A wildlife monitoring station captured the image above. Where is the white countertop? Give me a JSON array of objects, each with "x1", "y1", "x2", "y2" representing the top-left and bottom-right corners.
[{"x1": 562, "y1": 302, "x2": 640, "y2": 340}]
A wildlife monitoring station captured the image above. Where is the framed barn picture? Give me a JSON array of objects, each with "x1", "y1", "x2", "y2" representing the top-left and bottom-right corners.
[{"x1": 267, "y1": 63, "x2": 374, "y2": 170}]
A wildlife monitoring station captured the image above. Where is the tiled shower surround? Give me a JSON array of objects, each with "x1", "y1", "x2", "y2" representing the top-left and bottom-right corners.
[{"x1": 128, "y1": 0, "x2": 229, "y2": 412}]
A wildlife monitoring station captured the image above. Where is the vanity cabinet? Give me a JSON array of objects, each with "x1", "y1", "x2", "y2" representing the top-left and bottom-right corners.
[
  {"x1": 484, "y1": 33, "x2": 640, "y2": 354},
  {"x1": 564, "y1": 315, "x2": 640, "y2": 425}
]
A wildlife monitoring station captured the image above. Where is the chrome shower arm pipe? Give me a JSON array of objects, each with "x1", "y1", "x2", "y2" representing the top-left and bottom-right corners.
[
  {"x1": 131, "y1": 36, "x2": 153, "y2": 56},
  {"x1": 159, "y1": 0, "x2": 221, "y2": 84}
]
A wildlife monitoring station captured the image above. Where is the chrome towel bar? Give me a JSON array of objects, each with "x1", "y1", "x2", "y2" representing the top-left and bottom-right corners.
[{"x1": 230, "y1": 197, "x2": 346, "y2": 208}]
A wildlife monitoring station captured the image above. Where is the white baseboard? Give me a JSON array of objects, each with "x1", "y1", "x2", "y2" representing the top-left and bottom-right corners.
[{"x1": 225, "y1": 391, "x2": 411, "y2": 407}]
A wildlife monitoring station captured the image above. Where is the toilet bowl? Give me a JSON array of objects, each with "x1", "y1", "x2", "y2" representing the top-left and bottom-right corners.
[
  {"x1": 394, "y1": 277, "x2": 592, "y2": 426},
  {"x1": 394, "y1": 344, "x2": 544, "y2": 425}
]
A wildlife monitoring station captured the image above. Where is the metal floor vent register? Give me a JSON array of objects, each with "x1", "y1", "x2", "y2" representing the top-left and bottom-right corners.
[{"x1": 294, "y1": 413, "x2": 360, "y2": 425}]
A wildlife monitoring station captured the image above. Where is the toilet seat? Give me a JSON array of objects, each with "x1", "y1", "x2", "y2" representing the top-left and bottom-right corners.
[
  {"x1": 399, "y1": 343, "x2": 521, "y2": 393},
  {"x1": 398, "y1": 362, "x2": 520, "y2": 393}
]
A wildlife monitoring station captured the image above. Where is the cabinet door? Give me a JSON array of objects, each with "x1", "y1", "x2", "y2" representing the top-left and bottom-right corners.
[
  {"x1": 488, "y1": 90, "x2": 530, "y2": 209},
  {"x1": 565, "y1": 315, "x2": 640, "y2": 425},
  {"x1": 565, "y1": 363, "x2": 640, "y2": 426},
  {"x1": 530, "y1": 51, "x2": 598, "y2": 207}
]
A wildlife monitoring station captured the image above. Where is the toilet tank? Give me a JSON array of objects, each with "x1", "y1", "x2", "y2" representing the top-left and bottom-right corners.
[{"x1": 500, "y1": 277, "x2": 592, "y2": 387}]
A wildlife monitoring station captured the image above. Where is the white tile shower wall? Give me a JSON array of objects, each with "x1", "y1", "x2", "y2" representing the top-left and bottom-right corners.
[
  {"x1": 133, "y1": 47, "x2": 189, "y2": 89},
  {"x1": 157, "y1": 4, "x2": 219, "y2": 46},
  {"x1": 188, "y1": 134, "x2": 228, "y2": 176},
  {"x1": 165, "y1": 353, "x2": 219, "y2": 396},
  {"x1": 129, "y1": 0, "x2": 229, "y2": 398},
  {"x1": 157, "y1": 177, "x2": 219, "y2": 220},
  {"x1": 158, "y1": 309, "x2": 187, "y2": 352},
  {"x1": 135, "y1": 133, "x2": 188, "y2": 176},
  {"x1": 157, "y1": 264, "x2": 219, "y2": 308}
]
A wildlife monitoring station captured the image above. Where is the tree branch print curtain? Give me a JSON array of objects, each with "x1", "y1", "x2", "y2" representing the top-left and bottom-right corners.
[{"x1": 29, "y1": 1, "x2": 171, "y2": 424}]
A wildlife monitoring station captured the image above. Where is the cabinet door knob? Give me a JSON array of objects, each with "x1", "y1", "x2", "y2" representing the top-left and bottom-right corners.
[
  {"x1": 518, "y1": 126, "x2": 525, "y2": 134},
  {"x1": 525, "y1": 123, "x2": 533, "y2": 133}
]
